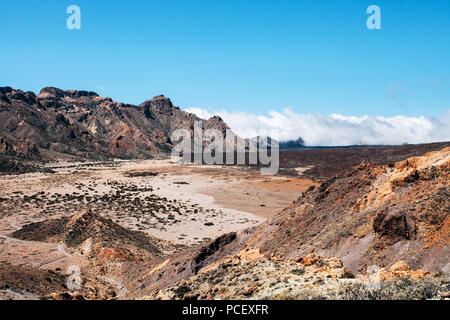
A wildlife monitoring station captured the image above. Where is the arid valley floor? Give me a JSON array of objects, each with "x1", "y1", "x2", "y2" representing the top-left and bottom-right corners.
[
  {"x1": 1, "y1": 142, "x2": 449, "y2": 300},
  {"x1": 0, "y1": 159, "x2": 316, "y2": 299}
]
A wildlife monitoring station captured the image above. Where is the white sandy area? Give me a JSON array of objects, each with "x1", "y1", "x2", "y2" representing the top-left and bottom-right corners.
[
  {"x1": 0, "y1": 160, "x2": 265, "y2": 246},
  {"x1": 145, "y1": 171, "x2": 265, "y2": 243}
]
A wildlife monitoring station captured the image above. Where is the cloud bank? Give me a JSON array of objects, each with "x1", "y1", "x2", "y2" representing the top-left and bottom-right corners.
[{"x1": 184, "y1": 107, "x2": 450, "y2": 146}]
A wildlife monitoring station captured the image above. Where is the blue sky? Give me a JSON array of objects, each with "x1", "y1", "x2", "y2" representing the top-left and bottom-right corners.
[{"x1": 0, "y1": 0, "x2": 449, "y2": 122}]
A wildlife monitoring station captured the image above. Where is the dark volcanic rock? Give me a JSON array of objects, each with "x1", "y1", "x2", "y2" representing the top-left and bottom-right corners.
[
  {"x1": 140, "y1": 95, "x2": 178, "y2": 116},
  {"x1": 12, "y1": 209, "x2": 162, "y2": 259},
  {"x1": 373, "y1": 209, "x2": 416, "y2": 242},
  {"x1": 0, "y1": 262, "x2": 68, "y2": 296},
  {"x1": 0, "y1": 86, "x2": 238, "y2": 160},
  {"x1": 194, "y1": 233, "x2": 237, "y2": 271}
]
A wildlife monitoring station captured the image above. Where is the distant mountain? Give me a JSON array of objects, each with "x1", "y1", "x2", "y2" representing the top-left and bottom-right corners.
[
  {"x1": 246, "y1": 135, "x2": 277, "y2": 150},
  {"x1": 0, "y1": 87, "x2": 232, "y2": 160},
  {"x1": 245, "y1": 136, "x2": 305, "y2": 150},
  {"x1": 279, "y1": 137, "x2": 305, "y2": 149}
]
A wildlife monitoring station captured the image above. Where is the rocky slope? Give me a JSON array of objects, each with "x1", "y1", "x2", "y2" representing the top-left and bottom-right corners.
[
  {"x1": 151, "y1": 251, "x2": 448, "y2": 300},
  {"x1": 12, "y1": 209, "x2": 165, "y2": 260},
  {"x1": 279, "y1": 141, "x2": 450, "y2": 180},
  {"x1": 151, "y1": 250, "x2": 352, "y2": 300},
  {"x1": 0, "y1": 86, "x2": 231, "y2": 160},
  {"x1": 124, "y1": 148, "x2": 449, "y2": 300},
  {"x1": 8, "y1": 210, "x2": 175, "y2": 299},
  {"x1": 247, "y1": 147, "x2": 449, "y2": 273}
]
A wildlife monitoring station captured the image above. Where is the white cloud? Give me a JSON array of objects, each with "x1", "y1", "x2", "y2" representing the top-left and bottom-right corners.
[{"x1": 184, "y1": 107, "x2": 450, "y2": 146}]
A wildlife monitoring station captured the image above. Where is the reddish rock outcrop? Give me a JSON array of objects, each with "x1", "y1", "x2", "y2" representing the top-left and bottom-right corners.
[{"x1": 0, "y1": 87, "x2": 239, "y2": 161}]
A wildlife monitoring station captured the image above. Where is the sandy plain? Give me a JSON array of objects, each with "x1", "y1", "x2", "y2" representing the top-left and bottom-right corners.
[{"x1": 0, "y1": 160, "x2": 316, "y2": 275}]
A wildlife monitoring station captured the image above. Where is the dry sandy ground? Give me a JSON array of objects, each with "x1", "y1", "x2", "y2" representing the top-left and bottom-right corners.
[
  {"x1": 0, "y1": 160, "x2": 315, "y2": 285},
  {"x1": 203, "y1": 177, "x2": 315, "y2": 218}
]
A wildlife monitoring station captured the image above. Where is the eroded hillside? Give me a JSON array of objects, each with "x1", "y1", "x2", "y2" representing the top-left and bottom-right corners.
[
  {"x1": 248, "y1": 147, "x2": 449, "y2": 273},
  {"x1": 145, "y1": 148, "x2": 449, "y2": 300}
]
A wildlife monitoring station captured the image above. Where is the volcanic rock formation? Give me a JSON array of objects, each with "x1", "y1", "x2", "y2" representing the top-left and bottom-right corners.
[
  {"x1": 0, "y1": 87, "x2": 232, "y2": 160},
  {"x1": 12, "y1": 209, "x2": 163, "y2": 260},
  {"x1": 247, "y1": 147, "x2": 450, "y2": 273}
]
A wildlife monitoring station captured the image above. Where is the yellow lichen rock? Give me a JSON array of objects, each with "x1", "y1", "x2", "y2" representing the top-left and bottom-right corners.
[{"x1": 390, "y1": 261, "x2": 411, "y2": 274}]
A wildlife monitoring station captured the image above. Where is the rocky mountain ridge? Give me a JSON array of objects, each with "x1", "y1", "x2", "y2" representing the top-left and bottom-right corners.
[{"x1": 0, "y1": 86, "x2": 231, "y2": 160}]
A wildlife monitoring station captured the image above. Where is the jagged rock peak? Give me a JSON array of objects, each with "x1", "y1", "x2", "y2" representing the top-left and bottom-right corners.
[
  {"x1": 0, "y1": 86, "x2": 14, "y2": 94},
  {"x1": 141, "y1": 94, "x2": 172, "y2": 106},
  {"x1": 208, "y1": 115, "x2": 224, "y2": 122},
  {"x1": 139, "y1": 94, "x2": 180, "y2": 114},
  {"x1": 0, "y1": 87, "x2": 38, "y2": 105},
  {"x1": 206, "y1": 115, "x2": 230, "y2": 131},
  {"x1": 38, "y1": 87, "x2": 99, "y2": 99},
  {"x1": 152, "y1": 94, "x2": 169, "y2": 100}
]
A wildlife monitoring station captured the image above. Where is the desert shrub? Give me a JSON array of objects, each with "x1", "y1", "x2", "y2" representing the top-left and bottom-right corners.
[
  {"x1": 339, "y1": 277, "x2": 442, "y2": 300},
  {"x1": 431, "y1": 270, "x2": 449, "y2": 285},
  {"x1": 340, "y1": 270, "x2": 356, "y2": 279},
  {"x1": 174, "y1": 284, "x2": 191, "y2": 298},
  {"x1": 291, "y1": 268, "x2": 305, "y2": 276},
  {"x1": 277, "y1": 289, "x2": 330, "y2": 300},
  {"x1": 432, "y1": 270, "x2": 447, "y2": 278}
]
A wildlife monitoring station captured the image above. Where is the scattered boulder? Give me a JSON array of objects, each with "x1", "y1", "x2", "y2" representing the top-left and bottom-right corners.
[
  {"x1": 390, "y1": 261, "x2": 411, "y2": 274},
  {"x1": 373, "y1": 209, "x2": 416, "y2": 242}
]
